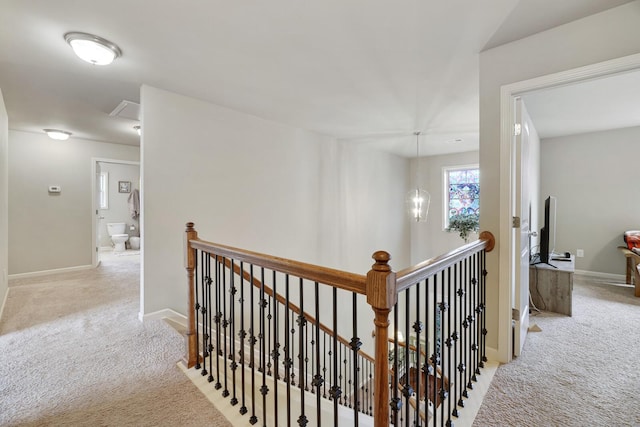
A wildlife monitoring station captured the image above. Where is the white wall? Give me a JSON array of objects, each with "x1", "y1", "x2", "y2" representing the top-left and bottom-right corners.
[
  {"x1": 8, "y1": 131, "x2": 139, "y2": 274},
  {"x1": 479, "y1": 1, "x2": 640, "y2": 358},
  {"x1": 540, "y1": 126, "x2": 640, "y2": 275},
  {"x1": 410, "y1": 151, "x2": 479, "y2": 264},
  {"x1": 141, "y1": 86, "x2": 410, "y2": 332},
  {"x1": 0, "y1": 90, "x2": 8, "y2": 314},
  {"x1": 97, "y1": 162, "x2": 140, "y2": 247}
]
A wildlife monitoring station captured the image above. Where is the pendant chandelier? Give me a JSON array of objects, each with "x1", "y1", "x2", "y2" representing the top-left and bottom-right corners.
[{"x1": 406, "y1": 132, "x2": 430, "y2": 222}]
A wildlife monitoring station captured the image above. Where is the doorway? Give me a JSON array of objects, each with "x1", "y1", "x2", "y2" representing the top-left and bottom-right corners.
[
  {"x1": 498, "y1": 53, "x2": 640, "y2": 362},
  {"x1": 91, "y1": 158, "x2": 141, "y2": 266}
]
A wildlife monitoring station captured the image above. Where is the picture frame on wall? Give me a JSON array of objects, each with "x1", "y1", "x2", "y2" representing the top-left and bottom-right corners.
[{"x1": 119, "y1": 181, "x2": 131, "y2": 193}]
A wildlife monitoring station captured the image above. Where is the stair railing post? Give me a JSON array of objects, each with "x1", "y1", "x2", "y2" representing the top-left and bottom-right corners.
[
  {"x1": 366, "y1": 251, "x2": 397, "y2": 427},
  {"x1": 183, "y1": 222, "x2": 199, "y2": 368}
]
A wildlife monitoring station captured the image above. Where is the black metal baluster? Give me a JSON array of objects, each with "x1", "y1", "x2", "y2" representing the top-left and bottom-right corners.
[
  {"x1": 200, "y1": 251, "x2": 208, "y2": 377},
  {"x1": 452, "y1": 262, "x2": 460, "y2": 418},
  {"x1": 239, "y1": 261, "x2": 247, "y2": 415},
  {"x1": 313, "y1": 281, "x2": 322, "y2": 425},
  {"x1": 472, "y1": 253, "x2": 479, "y2": 383},
  {"x1": 414, "y1": 282, "x2": 422, "y2": 426},
  {"x1": 433, "y1": 273, "x2": 439, "y2": 427},
  {"x1": 215, "y1": 255, "x2": 222, "y2": 390},
  {"x1": 221, "y1": 257, "x2": 230, "y2": 398},
  {"x1": 229, "y1": 259, "x2": 238, "y2": 406},
  {"x1": 249, "y1": 265, "x2": 258, "y2": 425},
  {"x1": 439, "y1": 270, "x2": 446, "y2": 424},
  {"x1": 330, "y1": 287, "x2": 340, "y2": 427},
  {"x1": 403, "y1": 289, "x2": 410, "y2": 426},
  {"x1": 391, "y1": 304, "x2": 399, "y2": 426},
  {"x1": 207, "y1": 254, "x2": 214, "y2": 383},
  {"x1": 259, "y1": 267, "x2": 267, "y2": 427},
  {"x1": 283, "y1": 274, "x2": 292, "y2": 426},
  {"x1": 297, "y1": 277, "x2": 307, "y2": 427},
  {"x1": 446, "y1": 267, "x2": 453, "y2": 426},
  {"x1": 351, "y1": 292, "x2": 361, "y2": 423},
  {"x1": 194, "y1": 249, "x2": 201, "y2": 370},
  {"x1": 272, "y1": 271, "x2": 279, "y2": 425},
  {"x1": 481, "y1": 250, "x2": 488, "y2": 367},
  {"x1": 323, "y1": 333, "x2": 328, "y2": 399}
]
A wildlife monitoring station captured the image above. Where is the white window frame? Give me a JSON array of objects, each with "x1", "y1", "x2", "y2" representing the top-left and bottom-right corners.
[
  {"x1": 442, "y1": 164, "x2": 479, "y2": 230},
  {"x1": 99, "y1": 171, "x2": 109, "y2": 209}
]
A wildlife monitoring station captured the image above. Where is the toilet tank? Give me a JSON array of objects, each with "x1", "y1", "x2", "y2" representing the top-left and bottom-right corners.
[{"x1": 107, "y1": 222, "x2": 126, "y2": 236}]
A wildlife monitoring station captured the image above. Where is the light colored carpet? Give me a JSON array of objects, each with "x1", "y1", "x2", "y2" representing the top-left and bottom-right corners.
[
  {"x1": 473, "y1": 277, "x2": 640, "y2": 426},
  {"x1": 0, "y1": 255, "x2": 231, "y2": 427}
]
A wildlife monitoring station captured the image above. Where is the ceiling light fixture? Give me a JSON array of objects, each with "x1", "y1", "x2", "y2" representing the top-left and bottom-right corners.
[
  {"x1": 43, "y1": 129, "x2": 72, "y2": 140},
  {"x1": 64, "y1": 32, "x2": 122, "y2": 65},
  {"x1": 405, "y1": 132, "x2": 430, "y2": 222},
  {"x1": 133, "y1": 125, "x2": 141, "y2": 136}
]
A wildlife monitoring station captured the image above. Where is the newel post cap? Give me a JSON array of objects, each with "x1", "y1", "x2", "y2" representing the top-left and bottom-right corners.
[{"x1": 366, "y1": 251, "x2": 397, "y2": 310}]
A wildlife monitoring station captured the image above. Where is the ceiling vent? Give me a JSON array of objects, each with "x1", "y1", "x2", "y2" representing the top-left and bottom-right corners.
[{"x1": 109, "y1": 100, "x2": 140, "y2": 120}]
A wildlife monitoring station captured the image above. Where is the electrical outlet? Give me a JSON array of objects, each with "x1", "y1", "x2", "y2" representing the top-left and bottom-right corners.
[{"x1": 576, "y1": 249, "x2": 584, "y2": 258}]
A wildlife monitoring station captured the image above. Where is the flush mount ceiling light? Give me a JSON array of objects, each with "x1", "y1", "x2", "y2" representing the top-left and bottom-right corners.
[
  {"x1": 43, "y1": 129, "x2": 72, "y2": 140},
  {"x1": 133, "y1": 125, "x2": 141, "y2": 135},
  {"x1": 64, "y1": 32, "x2": 122, "y2": 65}
]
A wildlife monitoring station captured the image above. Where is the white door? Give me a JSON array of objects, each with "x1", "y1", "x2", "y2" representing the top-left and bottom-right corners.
[{"x1": 512, "y1": 98, "x2": 530, "y2": 357}]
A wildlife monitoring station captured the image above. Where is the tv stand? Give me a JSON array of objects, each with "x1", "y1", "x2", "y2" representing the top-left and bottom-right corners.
[{"x1": 529, "y1": 256, "x2": 574, "y2": 316}]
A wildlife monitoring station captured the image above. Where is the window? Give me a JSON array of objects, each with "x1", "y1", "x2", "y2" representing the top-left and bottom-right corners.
[
  {"x1": 99, "y1": 172, "x2": 109, "y2": 209},
  {"x1": 443, "y1": 165, "x2": 479, "y2": 228}
]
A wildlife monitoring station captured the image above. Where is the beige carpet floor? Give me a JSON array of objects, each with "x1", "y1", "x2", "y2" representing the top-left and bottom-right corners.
[
  {"x1": 473, "y1": 277, "x2": 640, "y2": 426},
  {"x1": 0, "y1": 254, "x2": 231, "y2": 427}
]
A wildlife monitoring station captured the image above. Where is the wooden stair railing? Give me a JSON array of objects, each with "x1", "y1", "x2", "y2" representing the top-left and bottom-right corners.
[{"x1": 184, "y1": 222, "x2": 495, "y2": 427}]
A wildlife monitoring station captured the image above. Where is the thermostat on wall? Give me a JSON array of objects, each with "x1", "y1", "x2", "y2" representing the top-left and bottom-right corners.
[{"x1": 48, "y1": 185, "x2": 61, "y2": 193}]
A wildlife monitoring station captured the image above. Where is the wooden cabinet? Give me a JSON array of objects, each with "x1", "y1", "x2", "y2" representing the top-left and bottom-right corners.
[{"x1": 529, "y1": 256, "x2": 574, "y2": 316}]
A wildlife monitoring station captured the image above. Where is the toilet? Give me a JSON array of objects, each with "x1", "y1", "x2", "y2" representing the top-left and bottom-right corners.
[{"x1": 107, "y1": 223, "x2": 129, "y2": 252}]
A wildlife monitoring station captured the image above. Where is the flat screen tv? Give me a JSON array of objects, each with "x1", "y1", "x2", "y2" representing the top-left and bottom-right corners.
[{"x1": 536, "y1": 196, "x2": 556, "y2": 265}]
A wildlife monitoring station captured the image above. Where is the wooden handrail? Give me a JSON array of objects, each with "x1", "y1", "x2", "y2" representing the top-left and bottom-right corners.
[
  {"x1": 395, "y1": 230, "x2": 495, "y2": 292},
  {"x1": 190, "y1": 238, "x2": 368, "y2": 295},
  {"x1": 220, "y1": 256, "x2": 376, "y2": 364}
]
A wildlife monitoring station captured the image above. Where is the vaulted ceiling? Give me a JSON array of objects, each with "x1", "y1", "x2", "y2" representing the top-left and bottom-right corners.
[{"x1": 0, "y1": 0, "x2": 635, "y2": 156}]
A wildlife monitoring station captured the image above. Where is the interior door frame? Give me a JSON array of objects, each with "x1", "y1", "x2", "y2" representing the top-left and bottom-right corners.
[
  {"x1": 91, "y1": 157, "x2": 141, "y2": 268},
  {"x1": 498, "y1": 52, "x2": 640, "y2": 363}
]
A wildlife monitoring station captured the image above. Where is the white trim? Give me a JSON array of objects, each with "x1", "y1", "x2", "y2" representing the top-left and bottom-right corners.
[
  {"x1": 0, "y1": 287, "x2": 8, "y2": 321},
  {"x1": 499, "y1": 52, "x2": 640, "y2": 364},
  {"x1": 140, "y1": 308, "x2": 185, "y2": 323},
  {"x1": 8, "y1": 264, "x2": 94, "y2": 280}
]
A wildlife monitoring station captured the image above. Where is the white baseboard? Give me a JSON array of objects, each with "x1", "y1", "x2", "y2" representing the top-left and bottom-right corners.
[
  {"x1": 8, "y1": 264, "x2": 94, "y2": 280},
  {"x1": 574, "y1": 270, "x2": 626, "y2": 283},
  {"x1": 140, "y1": 308, "x2": 186, "y2": 323}
]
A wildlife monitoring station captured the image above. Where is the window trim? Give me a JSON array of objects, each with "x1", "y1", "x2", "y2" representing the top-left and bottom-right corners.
[{"x1": 99, "y1": 171, "x2": 109, "y2": 209}]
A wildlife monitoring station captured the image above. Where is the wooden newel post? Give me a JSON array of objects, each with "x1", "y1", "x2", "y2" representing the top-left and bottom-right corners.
[
  {"x1": 366, "y1": 251, "x2": 397, "y2": 427},
  {"x1": 183, "y1": 222, "x2": 199, "y2": 368}
]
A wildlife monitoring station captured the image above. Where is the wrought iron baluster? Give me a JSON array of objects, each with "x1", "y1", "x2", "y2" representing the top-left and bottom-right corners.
[
  {"x1": 351, "y1": 292, "x2": 361, "y2": 423},
  {"x1": 330, "y1": 287, "x2": 340, "y2": 426},
  {"x1": 272, "y1": 271, "x2": 279, "y2": 425},
  {"x1": 194, "y1": 249, "x2": 201, "y2": 371},
  {"x1": 200, "y1": 251, "x2": 208, "y2": 377},
  {"x1": 239, "y1": 261, "x2": 247, "y2": 415},
  {"x1": 314, "y1": 281, "x2": 322, "y2": 425},
  {"x1": 259, "y1": 267, "x2": 267, "y2": 426},
  {"x1": 207, "y1": 254, "x2": 213, "y2": 383},
  {"x1": 249, "y1": 264, "x2": 258, "y2": 425},
  {"x1": 297, "y1": 277, "x2": 307, "y2": 427},
  {"x1": 215, "y1": 255, "x2": 222, "y2": 390},
  {"x1": 414, "y1": 282, "x2": 422, "y2": 426}
]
